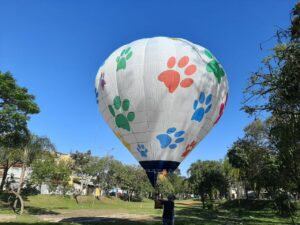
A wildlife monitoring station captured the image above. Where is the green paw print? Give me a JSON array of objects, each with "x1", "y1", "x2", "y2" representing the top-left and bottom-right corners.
[
  {"x1": 108, "y1": 96, "x2": 135, "y2": 131},
  {"x1": 205, "y1": 49, "x2": 225, "y2": 84},
  {"x1": 116, "y1": 47, "x2": 133, "y2": 71}
]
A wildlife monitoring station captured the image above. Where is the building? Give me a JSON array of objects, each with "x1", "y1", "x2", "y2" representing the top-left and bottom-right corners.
[{"x1": 0, "y1": 163, "x2": 31, "y2": 190}]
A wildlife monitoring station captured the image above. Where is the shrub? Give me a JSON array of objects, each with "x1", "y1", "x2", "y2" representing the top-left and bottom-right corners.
[{"x1": 273, "y1": 192, "x2": 296, "y2": 217}]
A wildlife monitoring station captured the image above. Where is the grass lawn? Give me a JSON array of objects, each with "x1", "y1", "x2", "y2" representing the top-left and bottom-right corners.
[{"x1": 0, "y1": 195, "x2": 299, "y2": 225}]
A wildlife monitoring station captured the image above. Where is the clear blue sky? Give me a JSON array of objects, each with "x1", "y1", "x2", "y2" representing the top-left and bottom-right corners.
[{"x1": 0, "y1": 0, "x2": 296, "y2": 175}]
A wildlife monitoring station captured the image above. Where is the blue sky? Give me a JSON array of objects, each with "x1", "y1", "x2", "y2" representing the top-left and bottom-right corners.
[{"x1": 0, "y1": 0, "x2": 296, "y2": 175}]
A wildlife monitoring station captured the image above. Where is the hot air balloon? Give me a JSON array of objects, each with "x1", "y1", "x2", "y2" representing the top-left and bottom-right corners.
[{"x1": 95, "y1": 37, "x2": 228, "y2": 187}]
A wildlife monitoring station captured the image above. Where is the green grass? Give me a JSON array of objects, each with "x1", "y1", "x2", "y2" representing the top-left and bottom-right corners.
[
  {"x1": 0, "y1": 195, "x2": 299, "y2": 225},
  {"x1": 24, "y1": 195, "x2": 162, "y2": 215}
]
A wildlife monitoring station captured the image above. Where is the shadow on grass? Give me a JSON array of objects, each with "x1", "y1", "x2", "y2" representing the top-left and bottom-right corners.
[
  {"x1": 220, "y1": 199, "x2": 274, "y2": 211},
  {"x1": 219, "y1": 199, "x2": 295, "y2": 224},
  {"x1": 0, "y1": 192, "x2": 30, "y2": 213},
  {"x1": 59, "y1": 217, "x2": 161, "y2": 224},
  {"x1": 176, "y1": 204, "x2": 241, "y2": 225},
  {"x1": 25, "y1": 206, "x2": 60, "y2": 215},
  {"x1": 0, "y1": 192, "x2": 29, "y2": 204},
  {"x1": 175, "y1": 201, "x2": 294, "y2": 225}
]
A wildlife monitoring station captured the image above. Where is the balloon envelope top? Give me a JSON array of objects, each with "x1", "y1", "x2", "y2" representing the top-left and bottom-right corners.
[{"x1": 95, "y1": 37, "x2": 228, "y2": 187}]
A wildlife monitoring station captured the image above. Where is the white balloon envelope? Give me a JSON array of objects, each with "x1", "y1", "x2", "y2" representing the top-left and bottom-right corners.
[{"x1": 95, "y1": 37, "x2": 228, "y2": 186}]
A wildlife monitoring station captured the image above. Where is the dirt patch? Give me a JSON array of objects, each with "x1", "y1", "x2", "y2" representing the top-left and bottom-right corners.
[
  {"x1": 176, "y1": 200, "x2": 199, "y2": 206},
  {"x1": 35, "y1": 209, "x2": 160, "y2": 223},
  {"x1": 0, "y1": 214, "x2": 16, "y2": 222}
]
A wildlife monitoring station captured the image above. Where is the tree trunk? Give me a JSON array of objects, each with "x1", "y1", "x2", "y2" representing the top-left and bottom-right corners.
[
  {"x1": 256, "y1": 187, "x2": 261, "y2": 199},
  {"x1": 80, "y1": 181, "x2": 83, "y2": 194},
  {"x1": 128, "y1": 191, "x2": 132, "y2": 202},
  {"x1": 0, "y1": 160, "x2": 9, "y2": 191},
  {"x1": 9, "y1": 190, "x2": 24, "y2": 215},
  {"x1": 17, "y1": 164, "x2": 26, "y2": 194},
  {"x1": 245, "y1": 186, "x2": 249, "y2": 199},
  {"x1": 85, "y1": 176, "x2": 89, "y2": 196},
  {"x1": 38, "y1": 183, "x2": 42, "y2": 194},
  {"x1": 200, "y1": 194, "x2": 205, "y2": 209}
]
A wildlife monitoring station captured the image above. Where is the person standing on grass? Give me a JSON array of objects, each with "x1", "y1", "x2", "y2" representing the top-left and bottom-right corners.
[
  {"x1": 161, "y1": 194, "x2": 175, "y2": 225},
  {"x1": 95, "y1": 187, "x2": 100, "y2": 200}
]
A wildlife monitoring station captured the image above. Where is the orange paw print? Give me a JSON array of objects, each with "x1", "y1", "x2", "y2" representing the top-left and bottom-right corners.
[{"x1": 158, "y1": 56, "x2": 197, "y2": 93}]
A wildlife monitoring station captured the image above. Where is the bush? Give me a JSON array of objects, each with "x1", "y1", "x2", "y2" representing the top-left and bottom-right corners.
[
  {"x1": 206, "y1": 201, "x2": 214, "y2": 210},
  {"x1": 21, "y1": 184, "x2": 40, "y2": 196},
  {"x1": 131, "y1": 195, "x2": 143, "y2": 202},
  {"x1": 119, "y1": 193, "x2": 143, "y2": 202},
  {"x1": 120, "y1": 193, "x2": 129, "y2": 201},
  {"x1": 273, "y1": 192, "x2": 296, "y2": 217}
]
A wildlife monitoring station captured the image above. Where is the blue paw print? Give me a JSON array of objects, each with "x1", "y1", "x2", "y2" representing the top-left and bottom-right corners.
[
  {"x1": 191, "y1": 92, "x2": 212, "y2": 122},
  {"x1": 137, "y1": 144, "x2": 148, "y2": 157},
  {"x1": 156, "y1": 127, "x2": 185, "y2": 150}
]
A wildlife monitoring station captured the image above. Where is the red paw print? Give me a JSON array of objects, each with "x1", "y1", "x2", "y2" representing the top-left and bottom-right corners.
[
  {"x1": 158, "y1": 56, "x2": 197, "y2": 93},
  {"x1": 214, "y1": 93, "x2": 228, "y2": 125},
  {"x1": 181, "y1": 140, "x2": 197, "y2": 158}
]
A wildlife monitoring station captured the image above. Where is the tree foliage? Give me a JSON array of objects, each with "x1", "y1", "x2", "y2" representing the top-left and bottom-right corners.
[
  {"x1": 242, "y1": 3, "x2": 300, "y2": 194},
  {"x1": 17, "y1": 135, "x2": 56, "y2": 193},
  {"x1": 117, "y1": 165, "x2": 151, "y2": 201},
  {"x1": 31, "y1": 152, "x2": 71, "y2": 194},
  {"x1": 0, "y1": 71, "x2": 40, "y2": 191},
  {"x1": 188, "y1": 160, "x2": 228, "y2": 208},
  {"x1": 0, "y1": 71, "x2": 39, "y2": 148}
]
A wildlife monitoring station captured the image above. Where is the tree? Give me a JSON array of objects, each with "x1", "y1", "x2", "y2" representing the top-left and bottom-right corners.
[
  {"x1": 49, "y1": 159, "x2": 72, "y2": 194},
  {"x1": 156, "y1": 174, "x2": 175, "y2": 199},
  {"x1": 84, "y1": 155, "x2": 119, "y2": 195},
  {"x1": 70, "y1": 150, "x2": 92, "y2": 194},
  {"x1": 243, "y1": 3, "x2": 300, "y2": 194},
  {"x1": 227, "y1": 119, "x2": 282, "y2": 198},
  {"x1": 17, "y1": 135, "x2": 55, "y2": 193},
  {"x1": 188, "y1": 160, "x2": 228, "y2": 208},
  {"x1": 31, "y1": 152, "x2": 71, "y2": 194},
  {"x1": 0, "y1": 71, "x2": 39, "y2": 191},
  {"x1": 102, "y1": 157, "x2": 124, "y2": 194},
  {"x1": 228, "y1": 139, "x2": 268, "y2": 198},
  {"x1": 132, "y1": 166, "x2": 152, "y2": 199},
  {"x1": 0, "y1": 148, "x2": 21, "y2": 190},
  {"x1": 223, "y1": 159, "x2": 241, "y2": 199},
  {"x1": 291, "y1": 2, "x2": 300, "y2": 41},
  {"x1": 117, "y1": 165, "x2": 152, "y2": 201},
  {"x1": 31, "y1": 152, "x2": 56, "y2": 191},
  {"x1": 168, "y1": 169, "x2": 187, "y2": 199}
]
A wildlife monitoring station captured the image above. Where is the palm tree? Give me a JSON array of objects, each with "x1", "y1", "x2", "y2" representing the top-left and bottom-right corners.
[{"x1": 17, "y1": 134, "x2": 55, "y2": 194}]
